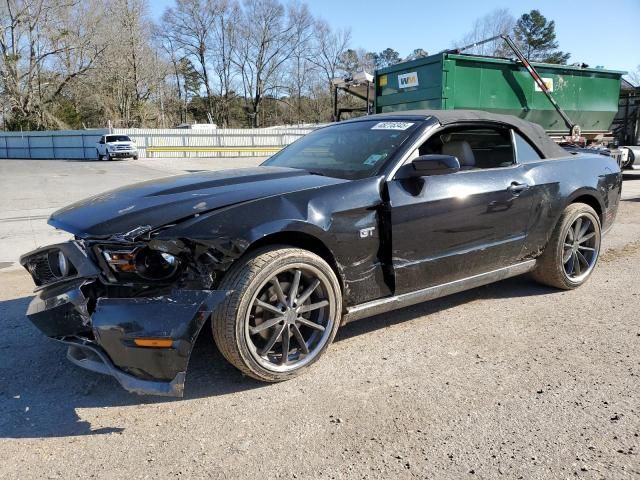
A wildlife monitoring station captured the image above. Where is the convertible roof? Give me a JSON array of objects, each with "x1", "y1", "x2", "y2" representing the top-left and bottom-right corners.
[{"x1": 363, "y1": 109, "x2": 568, "y2": 159}]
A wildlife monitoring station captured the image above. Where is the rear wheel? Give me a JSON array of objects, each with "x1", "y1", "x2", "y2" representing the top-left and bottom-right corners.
[
  {"x1": 212, "y1": 247, "x2": 342, "y2": 382},
  {"x1": 532, "y1": 203, "x2": 601, "y2": 289}
]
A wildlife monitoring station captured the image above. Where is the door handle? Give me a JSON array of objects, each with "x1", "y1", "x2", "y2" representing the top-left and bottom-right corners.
[{"x1": 508, "y1": 182, "x2": 529, "y2": 194}]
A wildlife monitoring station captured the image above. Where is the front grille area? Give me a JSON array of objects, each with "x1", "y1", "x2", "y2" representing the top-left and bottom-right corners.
[
  {"x1": 112, "y1": 144, "x2": 133, "y2": 151},
  {"x1": 26, "y1": 254, "x2": 57, "y2": 286}
]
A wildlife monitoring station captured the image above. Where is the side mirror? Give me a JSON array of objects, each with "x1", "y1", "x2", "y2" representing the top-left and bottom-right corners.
[{"x1": 409, "y1": 154, "x2": 460, "y2": 176}]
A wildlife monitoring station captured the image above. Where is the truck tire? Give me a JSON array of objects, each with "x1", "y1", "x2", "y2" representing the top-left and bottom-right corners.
[
  {"x1": 531, "y1": 203, "x2": 601, "y2": 290},
  {"x1": 212, "y1": 246, "x2": 342, "y2": 382}
]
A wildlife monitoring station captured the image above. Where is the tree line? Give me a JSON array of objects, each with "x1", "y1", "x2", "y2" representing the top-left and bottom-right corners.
[{"x1": 0, "y1": 1, "x2": 571, "y2": 131}]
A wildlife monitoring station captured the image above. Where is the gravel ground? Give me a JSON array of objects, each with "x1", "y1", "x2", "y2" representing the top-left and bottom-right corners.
[{"x1": 0, "y1": 166, "x2": 638, "y2": 479}]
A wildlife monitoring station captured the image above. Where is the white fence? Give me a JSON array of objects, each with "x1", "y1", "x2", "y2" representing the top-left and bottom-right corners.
[{"x1": 0, "y1": 127, "x2": 316, "y2": 160}]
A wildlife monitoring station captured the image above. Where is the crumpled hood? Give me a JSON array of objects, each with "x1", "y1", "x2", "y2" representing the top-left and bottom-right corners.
[{"x1": 49, "y1": 166, "x2": 347, "y2": 238}]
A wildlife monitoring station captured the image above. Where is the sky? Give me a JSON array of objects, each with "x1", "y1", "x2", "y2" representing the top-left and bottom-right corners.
[{"x1": 151, "y1": 0, "x2": 640, "y2": 80}]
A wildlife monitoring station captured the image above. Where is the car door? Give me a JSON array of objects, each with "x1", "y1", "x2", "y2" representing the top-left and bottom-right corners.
[{"x1": 387, "y1": 124, "x2": 536, "y2": 295}]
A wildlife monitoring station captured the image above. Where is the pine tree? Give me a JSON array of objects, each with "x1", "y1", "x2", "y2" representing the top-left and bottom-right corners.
[
  {"x1": 514, "y1": 10, "x2": 570, "y2": 64},
  {"x1": 376, "y1": 48, "x2": 401, "y2": 69}
]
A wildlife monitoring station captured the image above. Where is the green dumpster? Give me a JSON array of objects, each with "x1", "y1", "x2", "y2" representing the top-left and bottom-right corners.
[{"x1": 375, "y1": 53, "x2": 624, "y2": 136}]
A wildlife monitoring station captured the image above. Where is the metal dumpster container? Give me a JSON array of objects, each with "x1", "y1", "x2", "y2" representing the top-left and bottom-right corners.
[{"x1": 375, "y1": 53, "x2": 624, "y2": 136}]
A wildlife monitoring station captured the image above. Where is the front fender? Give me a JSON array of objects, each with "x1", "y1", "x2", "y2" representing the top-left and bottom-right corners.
[{"x1": 155, "y1": 176, "x2": 388, "y2": 305}]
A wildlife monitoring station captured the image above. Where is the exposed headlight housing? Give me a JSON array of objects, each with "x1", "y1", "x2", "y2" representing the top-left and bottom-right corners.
[
  {"x1": 56, "y1": 251, "x2": 69, "y2": 277},
  {"x1": 135, "y1": 249, "x2": 178, "y2": 280},
  {"x1": 102, "y1": 248, "x2": 138, "y2": 272},
  {"x1": 102, "y1": 246, "x2": 179, "y2": 280},
  {"x1": 47, "y1": 250, "x2": 73, "y2": 278}
]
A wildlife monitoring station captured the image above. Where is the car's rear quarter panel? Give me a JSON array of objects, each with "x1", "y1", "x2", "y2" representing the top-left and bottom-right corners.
[{"x1": 521, "y1": 153, "x2": 622, "y2": 258}]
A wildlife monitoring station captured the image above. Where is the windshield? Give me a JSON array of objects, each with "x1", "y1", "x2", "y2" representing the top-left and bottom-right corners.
[
  {"x1": 262, "y1": 120, "x2": 420, "y2": 180},
  {"x1": 106, "y1": 135, "x2": 132, "y2": 142}
]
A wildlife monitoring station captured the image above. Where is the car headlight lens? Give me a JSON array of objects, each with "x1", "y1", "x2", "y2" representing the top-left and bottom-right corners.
[
  {"x1": 57, "y1": 251, "x2": 69, "y2": 277},
  {"x1": 135, "y1": 249, "x2": 178, "y2": 280},
  {"x1": 47, "y1": 250, "x2": 72, "y2": 278},
  {"x1": 102, "y1": 247, "x2": 179, "y2": 280}
]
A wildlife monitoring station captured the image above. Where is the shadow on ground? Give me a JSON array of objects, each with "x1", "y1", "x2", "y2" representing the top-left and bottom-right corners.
[{"x1": 0, "y1": 275, "x2": 554, "y2": 439}]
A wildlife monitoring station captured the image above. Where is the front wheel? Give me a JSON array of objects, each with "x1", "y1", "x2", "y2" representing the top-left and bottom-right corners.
[
  {"x1": 212, "y1": 247, "x2": 342, "y2": 382},
  {"x1": 531, "y1": 203, "x2": 601, "y2": 289}
]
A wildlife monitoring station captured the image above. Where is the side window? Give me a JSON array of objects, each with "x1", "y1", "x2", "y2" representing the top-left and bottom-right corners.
[
  {"x1": 513, "y1": 131, "x2": 542, "y2": 163},
  {"x1": 417, "y1": 126, "x2": 515, "y2": 170}
]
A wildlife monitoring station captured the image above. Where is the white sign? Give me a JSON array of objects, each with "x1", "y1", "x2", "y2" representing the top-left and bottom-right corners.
[
  {"x1": 398, "y1": 72, "x2": 419, "y2": 89},
  {"x1": 534, "y1": 77, "x2": 554, "y2": 92},
  {"x1": 371, "y1": 122, "x2": 415, "y2": 131}
]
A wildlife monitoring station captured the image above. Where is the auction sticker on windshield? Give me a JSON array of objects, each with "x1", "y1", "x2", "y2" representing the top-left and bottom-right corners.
[
  {"x1": 364, "y1": 153, "x2": 387, "y2": 165},
  {"x1": 371, "y1": 122, "x2": 414, "y2": 130}
]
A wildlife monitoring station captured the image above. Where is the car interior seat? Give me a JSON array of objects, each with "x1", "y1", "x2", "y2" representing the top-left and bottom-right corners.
[{"x1": 441, "y1": 140, "x2": 476, "y2": 170}]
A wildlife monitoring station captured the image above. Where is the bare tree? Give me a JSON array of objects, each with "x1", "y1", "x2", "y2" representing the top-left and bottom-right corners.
[
  {"x1": 0, "y1": 0, "x2": 105, "y2": 129},
  {"x1": 0, "y1": 0, "x2": 372, "y2": 130},
  {"x1": 154, "y1": 23, "x2": 187, "y2": 122},
  {"x1": 97, "y1": 0, "x2": 165, "y2": 127},
  {"x1": 160, "y1": 0, "x2": 220, "y2": 123},
  {"x1": 284, "y1": 1, "x2": 315, "y2": 125},
  {"x1": 308, "y1": 19, "x2": 350, "y2": 121},
  {"x1": 454, "y1": 8, "x2": 515, "y2": 56},
  {"x1": 210, "y1": 0, "x2": 240, "y2": 126},
  {"x1": 235, "y1": 0, "x2": 310, "y2": 127}
]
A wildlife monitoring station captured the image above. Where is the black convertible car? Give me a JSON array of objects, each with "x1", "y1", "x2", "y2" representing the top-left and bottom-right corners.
[{"x1": 21, "y1": 110, "x2": 622, "y2": 396}]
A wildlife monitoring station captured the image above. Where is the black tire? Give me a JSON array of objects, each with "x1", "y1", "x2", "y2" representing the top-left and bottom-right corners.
[
  {"x1": 212, "y1": 246, "x2": 342, "y2": 382},
  {"x1": 132, "y1": 155, "x2": 138, "y2": 160},
  {"x1": 106, "y1": 153, "x2": 112, "y2": 161},
  {"x1": 531, "y1": 203, "x2": 601, "y2": 290},
  {"x1": 623, "y1": 149, "x2": 635, "y2": 169}
]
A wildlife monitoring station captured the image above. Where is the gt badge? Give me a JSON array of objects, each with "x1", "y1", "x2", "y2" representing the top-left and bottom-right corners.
[{"x1": 359, "y1": 227, "x2": 375, "y2": 238}]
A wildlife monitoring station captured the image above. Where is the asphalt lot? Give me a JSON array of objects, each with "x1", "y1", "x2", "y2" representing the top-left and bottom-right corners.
[{"x1": 0, "y1": 158, "x2": 639, "y2": 479}]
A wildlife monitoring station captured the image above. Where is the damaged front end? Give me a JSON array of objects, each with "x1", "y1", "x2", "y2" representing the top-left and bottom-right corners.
[{"x1": 20, "y1": 234, "x2": 231, "y2": 397}]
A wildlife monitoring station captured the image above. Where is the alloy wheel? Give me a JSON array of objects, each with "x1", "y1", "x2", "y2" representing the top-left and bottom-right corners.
[
  {"x1": 245, "y1": 265, "x2": 334, "y2": 372},
  {"x1": 562, "y1": 214, "x2": 600, "y2": 281}
]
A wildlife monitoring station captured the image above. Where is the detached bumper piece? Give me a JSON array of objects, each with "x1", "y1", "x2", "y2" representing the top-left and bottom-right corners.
[
  {"x1": 26, "y1": 288, "x2": 228, "y2": 397},
  {"x1": 66, "y1": 340, "x2": 187, "y2": 397}
]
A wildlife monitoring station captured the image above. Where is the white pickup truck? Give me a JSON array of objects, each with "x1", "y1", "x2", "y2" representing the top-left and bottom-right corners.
[{"x1": 96, "y1": 134, "x2": 138, "y2": 161}]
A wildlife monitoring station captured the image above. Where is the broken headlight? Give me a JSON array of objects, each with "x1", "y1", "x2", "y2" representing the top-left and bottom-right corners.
[{"x1": 102, "y1": 246, "x2": 180, "y2": 281}]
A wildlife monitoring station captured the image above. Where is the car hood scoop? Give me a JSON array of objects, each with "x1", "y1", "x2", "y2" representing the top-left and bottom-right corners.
[{"x1": 49, "y1": 166, "x2": 345, "y2": 238}]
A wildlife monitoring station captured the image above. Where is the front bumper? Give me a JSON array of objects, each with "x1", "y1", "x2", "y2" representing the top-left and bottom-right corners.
[
  {"x1": 25, "y1": 281, "x2": 228, "y2": 397},
  {"x1": 108, "y1": 151, "x2": 137, "y2": 158}
]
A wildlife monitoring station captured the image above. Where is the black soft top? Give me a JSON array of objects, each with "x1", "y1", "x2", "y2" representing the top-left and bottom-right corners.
[{"x1": 361, "y1": 109, "x2": 568, "y2": 159}]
